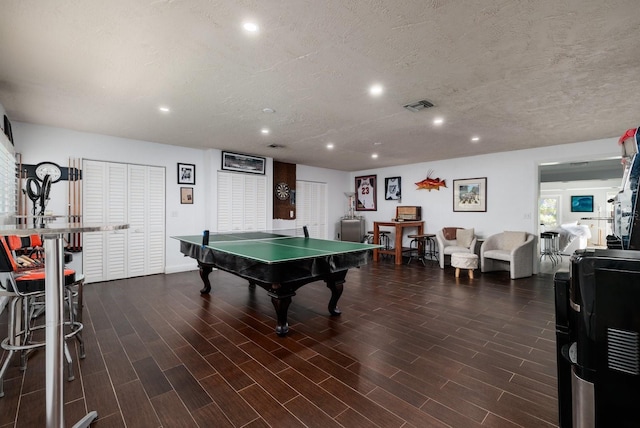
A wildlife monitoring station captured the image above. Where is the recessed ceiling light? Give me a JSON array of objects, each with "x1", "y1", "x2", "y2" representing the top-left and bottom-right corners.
[
  {"x1": 373, "y1": 142, "x2": 382, "y2": 146},
  {"x1": 372, "y1": 153, "x2": 378, "y2": 159},
  {"x1": 433, "y1": 117, "x2": 444, "y2": 125},
  {"x1": 261, "y1": 128, "x2": 270, "y2": 134},
  {"x1": 159, "y1": 106, "x2": 170, "y2": 113},
  {"x1": 326, "y1": 143, "x2": 334, "y2": 149},
  {"x1": 369, "y1": 84, "x2": 384, "y2": 97},
  {"x1": 262, "y1": 107, "x2": 275, "y2": 113},
  {"x1": 471, "y1": 136, "x2": 480, "y2": 142},
  {"x1": 243, "y1": 22, "x2": 259, "y2": 32}
]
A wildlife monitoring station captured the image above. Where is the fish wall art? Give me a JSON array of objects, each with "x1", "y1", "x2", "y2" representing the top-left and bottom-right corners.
[{"x1": 415, "y1": 170, "x2": 446, "y2": 191}]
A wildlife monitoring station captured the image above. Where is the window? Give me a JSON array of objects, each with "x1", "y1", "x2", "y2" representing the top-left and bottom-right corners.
[
  {"x1": 539, "y1": 195, "x2": 560, "y2": 228},
  {"x1": 0, "y1": 135, "x2": 16, "y2": 218}
]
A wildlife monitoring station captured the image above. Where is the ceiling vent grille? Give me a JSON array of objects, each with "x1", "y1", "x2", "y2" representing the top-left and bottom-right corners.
[{"x1": 404, "y1": 100, "x2": 434, "y2": 112}]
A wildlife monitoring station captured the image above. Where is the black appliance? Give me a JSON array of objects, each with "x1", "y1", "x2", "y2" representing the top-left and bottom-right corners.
[{"x1": 554, "y1": 249, "x2": 640, "y2": 427}]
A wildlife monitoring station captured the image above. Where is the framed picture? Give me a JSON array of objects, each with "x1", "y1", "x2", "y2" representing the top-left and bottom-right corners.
[
  {"x1": 571, "y1": 195, "x2": 594, "y2": 212},
  {"x1": 180, "y1": 187, "x2": 193, "y2": 204},
  {"x1": 221, "y1": 151, "x2": 266, "y2": 174},
  {"x1": 177, "y1": 163, "x2": 196, "y2": 185},
  {"x1": 355, "y1": 175, "x2": 377, "y2": 211},
  {"x1": 385, "y1": 177, "x2": 401, "y2": 200},
  {"x1": 453, "y1": 177, "x2": 487, "y2": 212}
]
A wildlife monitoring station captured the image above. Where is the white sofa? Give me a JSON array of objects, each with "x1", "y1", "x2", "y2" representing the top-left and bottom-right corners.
[
  {"x1": 436, "y1": 228, "x2": 477, "y2": 269},
  {"x1": 481, "y1": 231, "x2": 536, "y2": 279}
]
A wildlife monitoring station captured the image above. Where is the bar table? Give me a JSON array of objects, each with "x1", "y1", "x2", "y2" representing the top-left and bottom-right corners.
[
  {"x1": 372, "y1": 220, "x2": 424, "y2": 265},
  {"x1": 0, "y1": 221, "x2": 128, "y2": 428}
]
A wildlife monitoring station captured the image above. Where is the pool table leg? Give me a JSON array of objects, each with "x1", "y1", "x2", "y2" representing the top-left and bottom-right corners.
[
  {"x1": 271, "y1": 295, "x2": 292, "y2": 336},
  {"x1": 326, "y1": 279, "x2": 344, "y2": 315},
  {"x1": 326, "y1": 270, "x2": 348, "y2": 316},
  {"x1": 198, "y1": 263, "x2": 213, "y2": 294}
]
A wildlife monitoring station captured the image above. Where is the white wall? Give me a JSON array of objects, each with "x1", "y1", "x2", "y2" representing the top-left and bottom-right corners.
[
  {"x1": 350, "y1": 138, "x2": 620, "y2": 246},
  {"x1": 14, "y1": 122, "x2": 209, "y2": 273},
  {"x1": 12, "y1": 121, "x2": 622, "y2": 275},
  {"x1": 12, "y1": 122, "x2": 350, "y2": 273}
]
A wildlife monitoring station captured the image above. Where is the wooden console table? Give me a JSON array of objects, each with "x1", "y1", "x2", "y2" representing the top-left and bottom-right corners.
[{"x1": 373, "y1": 220, "x2": 424, "y2": 265}]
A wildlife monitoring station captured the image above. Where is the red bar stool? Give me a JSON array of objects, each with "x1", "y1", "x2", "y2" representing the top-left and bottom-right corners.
[{"x1": 0, "y1": 236, "x2": 84, "y2": 397}]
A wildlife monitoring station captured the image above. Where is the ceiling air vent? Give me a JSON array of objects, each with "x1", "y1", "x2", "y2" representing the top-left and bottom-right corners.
[{"x1": 403, "y1": 100, "x2": 435, "y2": 112}]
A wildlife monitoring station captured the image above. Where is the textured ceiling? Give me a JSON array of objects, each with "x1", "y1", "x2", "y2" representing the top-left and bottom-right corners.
[{"x1": 1, "y1": 1, "x2": 639, "y2": 171}]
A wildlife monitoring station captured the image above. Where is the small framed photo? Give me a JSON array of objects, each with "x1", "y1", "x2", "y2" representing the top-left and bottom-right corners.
[
  {"x1": 180, "y1": 187, "x2": 193, "y2": 204},
  {"x1": 453, "y1": 177, "x2": 487, "y2": 212},
  {"x1": 177, "y1": 163, "x2": 196, "y2": 185},
  {"x1": 221, "y1": 151, "x2": 266, "y2": 174},
  {"x1": 355, "y1": 175, "x2": 377, "y2": 211},
  {"x1": 385, "y1": 177, "x2": 401, "y2": 200}
]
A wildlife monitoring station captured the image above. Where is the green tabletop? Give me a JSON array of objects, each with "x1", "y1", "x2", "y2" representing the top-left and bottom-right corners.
[{"x1": 173, "y1": 232, "x2": 378, "y2": 264}]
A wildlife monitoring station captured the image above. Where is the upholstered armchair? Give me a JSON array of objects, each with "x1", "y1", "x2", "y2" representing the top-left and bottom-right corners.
[
  {"x1": 480, "y1": 231, "x2": 536, "y2": 279},
  {"x1": 436, "y1": 227, "x2": 477, "y2": 269}
]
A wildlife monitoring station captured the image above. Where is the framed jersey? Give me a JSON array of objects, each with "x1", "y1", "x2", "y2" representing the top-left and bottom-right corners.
[
  {"x1": 355, "y1": 174, "x2": 377, "y2": 211},
  {"x1": 385, "y1": 176, "x2": 401, "y2": 200}
]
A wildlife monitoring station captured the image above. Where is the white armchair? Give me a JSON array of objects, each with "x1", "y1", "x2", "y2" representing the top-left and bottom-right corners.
[
  {"x1": 480, "y1": 231, "x2": 536, "y2": 279},
  {"x1": 436, "y1": 228, "x2": 477, "y2": 269}
]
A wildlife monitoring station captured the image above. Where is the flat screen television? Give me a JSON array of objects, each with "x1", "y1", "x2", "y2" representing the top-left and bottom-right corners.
[{"x1": 571, "y1": 195, "x2": 594, "y2": 212}]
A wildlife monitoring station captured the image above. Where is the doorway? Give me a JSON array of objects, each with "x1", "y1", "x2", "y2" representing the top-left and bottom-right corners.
[{"x1": 538, "y1": 158, "x2": 622, "y2": 273}]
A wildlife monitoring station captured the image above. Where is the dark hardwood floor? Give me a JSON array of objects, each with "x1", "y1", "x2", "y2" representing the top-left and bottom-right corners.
[{"x1": 0, "y1": 256, "x2": 561, "y2": 427}]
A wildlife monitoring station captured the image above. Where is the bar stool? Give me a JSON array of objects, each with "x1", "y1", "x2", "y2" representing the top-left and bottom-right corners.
[
  {"x1": 379, "y1": 231, "x2": 391, "y2": 250},
  {"x1": 540, "y1": 231, "x2": 561, "y2": 266},
  {"x1": 423, "y1": 234, "x2": 438, "y2": 262},
  {"x1": 407, "y1": 234, "x2": 438, "y2": 265},
  {"x1": 407, "y1": 234, "x2": 427, "y2": 265},
  {"x1": 367, "y1": 230, "x2": 391, "y2": 250},
  {"x1": 0, "y1": 236, "x2": 85, "y2": 397}
]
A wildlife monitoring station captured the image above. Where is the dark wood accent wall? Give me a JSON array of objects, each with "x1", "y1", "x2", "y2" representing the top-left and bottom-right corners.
[{"x1": 273, "y1": 161, "x2": 296, "y2": 219}]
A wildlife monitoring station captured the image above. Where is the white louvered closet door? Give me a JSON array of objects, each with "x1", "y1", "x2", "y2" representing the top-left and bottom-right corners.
[
  {"x1": 146, "y1": 166, "x2": 166, "y2": 274},
  {"x1": 83, "y1": 160, "x2": 127, "y2": 282},
  {"x1": 82, "y1": 160, "x2": 106, "y2": 282},
  {"x1": 127, "y1": 165, "x2": 146, "y2": 277},
  {"x1": 127, "y1": 164, "x2": 165, "y2": 277},
  {"x1": 217, "y1": 171, "x2": 267, "y2": 232},
  {"x1": 106, "y1": 162, "x2": 128, "y2": 280},
  {"x1": 83, "y1": 160, "x2": 165, "y2": 283},
  {"x1": 296, "y1": 181, "x2": 328, "y2": 238}
]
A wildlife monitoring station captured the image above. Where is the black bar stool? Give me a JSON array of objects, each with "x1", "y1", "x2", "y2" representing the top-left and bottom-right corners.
[
  {"x1": 407, "y1": 234, "x2": 437, "y2": 265},
  {"x1": 367, "y1": 230, "x2": 391, "y2": 249},
  {"x1": 540, "y1": 231, "x2": 561, "y2": 266}
]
